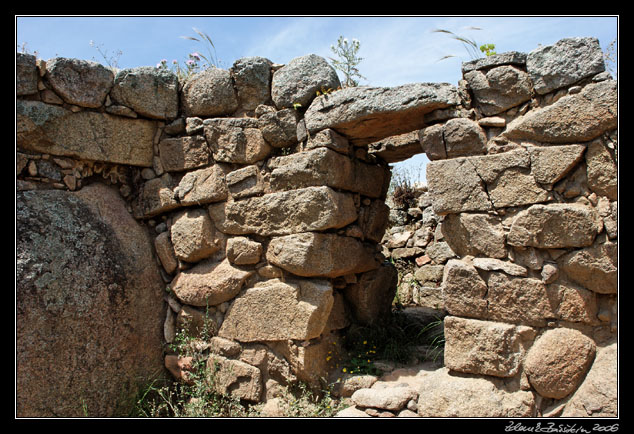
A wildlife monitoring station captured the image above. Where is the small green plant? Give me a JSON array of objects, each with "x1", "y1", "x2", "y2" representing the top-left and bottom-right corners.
[
  {"x1": 417, "y1": 318, "x2": 445, "y2": 363},
  {"x1": 433, "y1": 27, "x2": 496, "y2": 61},
  {"x1": 341, "y1": 310, "x2": 444, "y2": 375},
  {"x1": 315, "y1": 85, "x2": 337, "y2": 97},
  {"x1": 273, "y1": 382, "x2": 344, "y2": 417},
  {"x1": 479, "y1": 43, "x2": 497, "y2": 57},
  {"x1": 329, "y1": 35, "x2": 366, "y2": 87}
]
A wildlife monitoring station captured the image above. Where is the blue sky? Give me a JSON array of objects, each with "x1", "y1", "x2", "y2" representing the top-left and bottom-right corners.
[{"x1": 15, "y1": 15, "x2": 618, "y2": 184}]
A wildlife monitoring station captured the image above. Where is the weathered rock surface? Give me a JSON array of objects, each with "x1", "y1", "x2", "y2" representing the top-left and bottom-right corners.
[
  {"x1": 472, "y1": 257, "x2": 527, "y2": 277},
  {"x1": 209, "y1": 186, "x2": 357, "y2": 236},
  {"x1": 170, "y1": 208, "x2": 221, "y2": 263},
  {"x1": 442, "y1": 259, "x2": 489, "y2": 319},
  {"x1": 230, "y1": 56, "x2": 273, "y2": 111},
  {"x1": 170, "y1": 258, "x2": 253, "y2": 307},
  {"x1": 158, "y1": 135, "x2": 210, "y2": 172},
  {"x1": 271, "y1": 54, "x2": 340, "y2": 109},
  {"x1": 225, "y1": 165, "x2": 263, "y2": 199},
  {"x1": 527, "y1": 144, "x2": 586, "y2": 185},
  {"x1": 441, "y1": 213, "x2": 507, "y2": 258},
  {"x1": 416, "y1": 368, "x2": 536, "y2": 417},
  {"x1": 135, "y1": 175, "x2": 180, "y2": 218},
  {"x1": 485, "y1": 272, "x2": 558, "y2": 326},
  {"x1": 268, "y1": 146, "x2": 387, "y2": 198},
  {"x1": 526, "y1": 37, "x2": 605, "y2": 95},
  {"x1": 344, "y1": 263, "x2": 399, "y2": 325},
  {"x1": 427, "y1": 157, "x2": 492, "y2": 215},
  {"x1": 110, "y1": 66, "x2": 179, "y2": 120},
  {"x1": 16, "y1": 184, "x2": 164, "y2": 417},
  {"x1": 207, "y1": 354, "x2": 262, "y2": 402},
  {"x1": 266, "y1": 232, "x2": 379, "y2": 278},
  {"x1": 181, "y1": 67, "x2": 238, "y2": 116},
  {"x1": 503, "y1": 80, "x2": 617, "y2": 143},
  {"x1": 367, "y1": 131, "x2": 423, "y2": 163},
  {"x1": 444, "y1": 316, "x2": 535, "y2": 377},
  {"x1": 204, "y1": 117, "x2": 272, "y2": 164},
  {"x1": 358, "y1": 199, "x2": 390, "y2": 243},
  {"x1": 16, "y1": 36, "x2": 618, "y2": 414},
  {"x1": 585, "y1": 138, "x2": 618, "y2": 200},
  {"x1": 174, "y1": 164, "x2": 229, "y2": 206},
  {"x1": 441, "y1": 118, "x2": 488, "y2": 158},
  {"x1": 17, "y1": 52, "x2": 39, "y2": 96},
  {"x1": 17, "y1": 100, "x2": 157, "y2": 166},
  {"x1": 560, "y1": 240, "x2": 618, "y2": 294},
  {"x1": 304, "y1": 128, "x2": 351, "y2": 154},
  {"x1": 507, "y1": 203, "x2": 602, "y2": 248},
  {"x1": 45, "y1": 57, "x2": 114, "y2": 108},
  {"x1": 561, "y1": 341, "x2": 617, "y2": 417},
  {"x1": 442, "y1": 260, "x2": 563, "y2": 327},
  {"x1": 258, "y1": 107, "x2": 300, "y2": 148},
  {"x1": 154, "y1": 231, "x2": 178, "y2": 274},
  {"x1": 461, "y1": 51, "x2": 527, "y2": 73},
  {"x1": 226, "y1": 236, "x2": 262, "y2": 265},
  {"x1": 304, "y1": 82, "x2": 460, "y2": 146},
  {"x1": 524, "y1": 328, "x2": 596, "y2": 399},
  {"x1": 219, "y1": 278, "x2": 334, "y2": 341},
  {"x1": 351, "y1": 385, "x2": 418, "y2": 412},
  {"x1": 464, "y1": 64, "x2": 533, "y2": 116}
]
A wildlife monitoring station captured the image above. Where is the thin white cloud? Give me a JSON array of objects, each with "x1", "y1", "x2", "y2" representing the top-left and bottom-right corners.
[{"x1": 243, "y1": 17, "x2": 334, "y2": 64}]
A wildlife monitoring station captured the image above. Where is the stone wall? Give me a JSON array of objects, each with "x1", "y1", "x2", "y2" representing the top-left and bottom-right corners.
[
  {"x1": 409, "y1": 37, "x2": 616, "y2": 417},
  {"x1": 16, "y1": 36, "x2": 617, "y2": 417}
]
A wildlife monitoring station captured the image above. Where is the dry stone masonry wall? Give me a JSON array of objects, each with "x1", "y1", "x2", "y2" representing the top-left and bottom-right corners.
[{"x1": 16, "y1": 36, "x2": 617, "y2": 418}]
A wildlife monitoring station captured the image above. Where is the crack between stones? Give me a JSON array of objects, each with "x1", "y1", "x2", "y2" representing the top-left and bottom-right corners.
[{"x1": 466, "y1": 158, "x2": 496, "y2": 212}]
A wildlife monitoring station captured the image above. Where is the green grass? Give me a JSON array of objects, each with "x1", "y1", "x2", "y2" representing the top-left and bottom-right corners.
[
  {"x1": 131, "y1": 303, "x2": 444, "y2": 417},
  {"x1": 340, "y1": 309, "x2": 445, "y2": 376}
]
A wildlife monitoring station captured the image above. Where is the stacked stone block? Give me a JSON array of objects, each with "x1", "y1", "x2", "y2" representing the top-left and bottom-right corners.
[{"x1": 422, "y1": 37, "x2": 617, "y2": 417}]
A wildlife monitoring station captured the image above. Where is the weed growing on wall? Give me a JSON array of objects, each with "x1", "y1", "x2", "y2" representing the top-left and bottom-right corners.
[
  {"x1": 89, "y1": 40, "x2": 123, "y2": 70},
  {"x1": 329, "y1": 35, "x2": 366, "y2": 87},
  {"x1": 433, "y1": 27, "x2": 496, "y2": 61},
  {"x1": 157, "y1": 27, "x2": 219, "y2": 81},
  {"x1": 603, "y1": 37, "x2": 617, "y2": 79}
]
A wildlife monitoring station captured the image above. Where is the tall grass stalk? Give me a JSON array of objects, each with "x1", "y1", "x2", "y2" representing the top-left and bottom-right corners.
[{"x1": 433, "y1": 27, "x2": 496, "y2": 61}]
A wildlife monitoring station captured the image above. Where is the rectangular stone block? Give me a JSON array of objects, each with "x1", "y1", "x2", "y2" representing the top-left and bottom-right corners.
[
  {"x1": 134, "y1": 175, "x2": 180, "y2": 218},
  {"x1": 266, "y1": 232, "x2": 379, "y2": 278},
  {"x1": 203, "y1": 117, "x2": 272, "y2": 164},
  {"x1": 304, "y1": 82, "x2": 459, "y2": 146},
  {"x1": 225, "y1": 165, "x2": 263, "y2": 199},
  {"x1": 158, "y1": 135, "x2": 210, "y2": 172},
  {"x1": 443, "y1": 259, "x2": 563, "y2": 327},
  {"x1": 218, "y1": 278, "x2": 334, "y2": 341},
  {"x1": 208, "y1": 186, "x2": 357, "y2": 236},
  {"x1": 268, "y1": 147, "x2": 387, "y2": 198},
  {"x1": 507, "y1": 203, "x2": 602, "y2": 249},
  {"x1": 427, "y1": 158, "x2": 492, "y2": 215},
  {"x1": 175, "y1": 164, "x2": 228, "y2": 205},
  {"x1": 17, "y1": 100, "x2": 157, "y2": 167},
  {"x1": 428, "y1": 146, "x2": 587, "y2": 214},
  {"x1": 444, "y1": 316, "x2": 536, "y2": 378}
]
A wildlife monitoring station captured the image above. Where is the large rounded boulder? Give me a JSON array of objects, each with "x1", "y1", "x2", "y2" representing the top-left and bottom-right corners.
[{"x1": 16, "y1": 183, "x2": 165, "y2": 417}]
